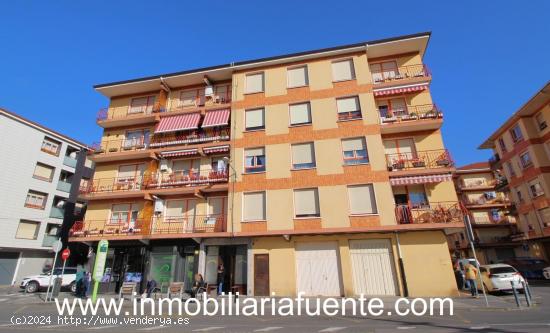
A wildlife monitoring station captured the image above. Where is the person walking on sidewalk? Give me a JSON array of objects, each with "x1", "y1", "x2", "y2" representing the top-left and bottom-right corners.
[{"x1": 465, "y1": 262, "x2": 479, "y2": 298}]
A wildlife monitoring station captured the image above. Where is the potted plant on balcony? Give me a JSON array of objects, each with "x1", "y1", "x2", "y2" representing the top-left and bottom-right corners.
[
  {"x1": 392, "y1": 159, "x2": 406, "y2": 170},
  {"x1": 411, "y1": 157, "x2": 425, "y2": 168},
  {"x1": 406, "y1": 112, "x2": 418, "y2": 120},
  {"x1": 436, "y1": 154, "x2": 451, "y2": 166},
  {"x1": 109, "y1": 147, "x2": 118, "y2": 153}
]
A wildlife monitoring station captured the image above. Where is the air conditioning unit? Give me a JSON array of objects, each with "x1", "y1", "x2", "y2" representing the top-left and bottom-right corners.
[
  {"x1": 154, "y1": 199, "x2": 164, "y2": 213},
  {"x1": 160, "y1": 159, "x2": 168, "y2": 172}
]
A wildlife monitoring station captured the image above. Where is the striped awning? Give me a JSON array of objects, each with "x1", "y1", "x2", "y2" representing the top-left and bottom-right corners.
[
  {"x1": 155, "y1": 113, "x2": 201, "y2": 133},
  {"x1": 203, "y1": 145, "x2": 230, "y2": 154},
  {"x1": 373, "y1": 84, "x2": 429, "y2": 97},
  {"x1": 390, "y1": 173, "x2": 452, "y2": 186},
  {"x1": 161, "y1": 148, "x2": 199, "y2": 158},
  {"x1": 202, "y1": 108, "x2": 230, "y2": 128}
]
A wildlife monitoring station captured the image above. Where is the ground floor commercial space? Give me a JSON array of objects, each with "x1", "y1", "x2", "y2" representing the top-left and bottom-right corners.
[{"x1": 0, "y1": 249, "x2": 53, "y2": 285}]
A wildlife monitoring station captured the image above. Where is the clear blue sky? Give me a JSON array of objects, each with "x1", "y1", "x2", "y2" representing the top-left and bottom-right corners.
[{"x1": 1, "y1": 1, "x2": 549, "y2": 166}]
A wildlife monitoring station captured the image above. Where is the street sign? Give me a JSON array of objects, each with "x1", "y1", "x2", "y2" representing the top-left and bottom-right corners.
[
  {"x1": 52, "y1": 240, "x2": 62, "y2": 253},
  {"x1": 61, "y1": 249, "x2": 70, "y2": 261},
  {"x1": 91, "y1": 240, "x2": 109, "y2": 302}
]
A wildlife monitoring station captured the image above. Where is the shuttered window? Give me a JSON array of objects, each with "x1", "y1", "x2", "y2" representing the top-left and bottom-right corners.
[
  {"x1": 243, "y1": 192, "x2": 266, "y2": 221},
  {"x1": 129, "y1": 95, "x2": 156, "y2": 114},
  {"x1": 25, "y1": 190, "x2": 47, "y2": 209},
  {"x1": 292, "y1": 143, "x2": 316, "y2": 169},
  {"x1": 287, "y1": 66, "x2": 308, "y2": 88},
  {"x1": 33, "y1": 163, "x2": 54, "y2": 182},
  {"x1": 15, "y1": 220, "x2": 40, "y2": 240},
  {"x1": 245, "y1": 108, "x2": 265, "y2": 130},
  {"x1": 41, "y1": 137, "x2": 61, "y2": 156},
  {"x1": 180, "y1": 90, "x2": 197, "y2": 107},
  {"x1": 348, "y1": 184, "x2": 378, "y2": 214},
  {"x1": 294, "y1": 188, "x2": 320, "y2": 218},
  {"x1": 342, "y1": 137, "x2": 369, "y2": 165},
  {"x1": 245, "y1": 147, "x2": 266, "y2": 173},
  {"x1": 332, "y1": 59, "x2": 355, "y2": 81},
  {"x1": 289, "y1": 102, "x2": 312, "y2": 125},
  {"x1": 245, "y1": 72, "x2": 264, "y2": 93},
  {"x1": 336, "y1": 96, "x2": 362, "y2": 120},
  {"x1": 110, "y1": 203, "x2": 138, "y2": 224}
]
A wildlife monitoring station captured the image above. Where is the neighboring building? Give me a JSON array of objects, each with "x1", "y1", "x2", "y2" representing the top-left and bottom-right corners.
[
  {"x1": 480, "y1": 82, "x2": 550, "y2": 260},
  {"x1": 71, "y1": 31, "x2": 463, "y2": 297},
  {"x1": 447, "y1": 162, "x2": 526, "y2": 264},
  {"x1": 0, "y1": 108, "x2": 94, "y2": 285}
]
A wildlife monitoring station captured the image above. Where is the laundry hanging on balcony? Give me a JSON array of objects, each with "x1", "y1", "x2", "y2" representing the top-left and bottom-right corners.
[
  {"x1": 373, "y1": 83, "x2": 429, "y2": 97},
  {"x1": 155, "y1": 113, "x2": 201, "y2": 133},
  {"x1": 390, "y1": 173, "x2": 452, "y2": 186},
  {"x1": 160, "y1": 148, "x2": 199, "y2": 158},
  {"x1": 202, "y1": 108, "x2": 230, "y2": 128}
]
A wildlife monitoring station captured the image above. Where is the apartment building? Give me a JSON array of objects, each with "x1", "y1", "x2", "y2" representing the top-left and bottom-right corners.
[
  {"x1": 447, "y1": 162, "x2": 525, "y2": 264},
  {"x1": 480, "y1": 82, "x2": 550, "y2": 260},
  {"x1": 0, "y1": 108, "x2": 94, "y2": 285},
  {"x1": 71, "y1": 32, "x2": 463, "y2": 297}
]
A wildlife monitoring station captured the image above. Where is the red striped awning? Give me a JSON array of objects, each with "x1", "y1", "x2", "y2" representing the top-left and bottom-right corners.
[
  {"x1": 203, "y1": 145, "x2": 230, "y2": 154},
  {"x1": 373, "y1": 84, "x2": 429, "y2": 97},
  {"x1": 202, "y1": 108, "x2": 230, "y2": 128},
  {"x1": 155, "y1": 113, "x2": 201, "y2": 133},
  {"x1": 161, "y1": 149, "x2": 199, "y2": 158},
  {"x1": 390, "y1": 173, "x2": 452, "y2": 186}
]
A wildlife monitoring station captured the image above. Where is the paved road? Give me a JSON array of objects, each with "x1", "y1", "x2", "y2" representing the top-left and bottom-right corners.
[{"x1": 0, "y1": 284, "x2": 549, "y2": 332}]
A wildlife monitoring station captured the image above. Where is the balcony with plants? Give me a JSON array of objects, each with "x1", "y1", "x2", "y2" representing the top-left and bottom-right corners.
[
  {"x1": 394, "y1": 201, "x2": 464, "y2": 225},
  {"x1": 378, "y1": 104, "x2": 442, "y2": 128},
  {"x1": 386, "y1": 149, "x2": 454, "y2": 173},
  {"x1": 370, "y1": 63, "x2": 431, "y2": 87}
]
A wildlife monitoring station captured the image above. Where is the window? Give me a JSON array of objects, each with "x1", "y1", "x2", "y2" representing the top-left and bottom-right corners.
[
  {"x1": 408, "y1": 185, "x2": 429, "y2": 208},
  {"x1": 370, "y1": 61, "x2": 399, "y2": 83},
  {"x1": 45, "y1": 224, "x2": 60, "y2": 237},
  {"x1": 378, "y1": 98, "x2": 407, "y2": 118},
  {"x1": 15, "y1": 220, "x2": 40, "y2": 240},
  {"x1": 498, "y1": 138, "x2": 507, "y2": 153},
  {"x1": 110, "y1": 204, "x2": 138, "y2": 225},
  {"x1": 25, "y1": 190, "x2": 47, "y2": 209},
  {"x1": 287, "y1": 66, "x2": 308, "y2": 88},
  {"x1": 33, "y1": 163, "x2": 55, "y2": 182},
  {"x1": 129, "y1": 95, "x2": 156, "y2": 114},
  {"x1": 515, "y1": 187, "x2": 524, "y2": 203},
  {"x1": 528, "y1": 179, "x2": 545, "y2": 198},
  {"x1": 520, "y1": 151, "x2": 533, "y2": 168},
  {"x1": 291, "y1": 142, "x2": 316, "y2": 169},
  {"x1": 537, "y1": 207, "x2": 550, "y2": 224},
  {"x1": 505, "y1": 162, "x2": 516, "y2": 178},
  {"x1": 332, "y1": 59, "x2": 355, "y2": 81},
  {"x1": 245, "y1": 72, "x2": 264, "y2": 93},
  {"x1": 245, "y1": 108, "x2": 265, "y2": 131},
  {"x1": 342, "y1": 137, "x2": 368, "y2": 165},
  {"x1": 180, "y1": 89, "x2": 199, "y2": 107},
  {"x1": 535, "y1": 113, "x2": 547, "y2": 131},
  {"x1": 244, "y1": 147, "x2": 266, "y2": 173},
  {"x1": 243, "y1": 192, "x2": 266, "y2": 221},
  {"x1": 510, "y1": 124, "x2": 524, "y2": 143},
  {"x1": 336, "y1": 96, "x2": 362, "y2": 120},
  {"x1": 289, "y1": 102, "x2": 312, "y2": 126},
  {"x1": 293, "y1": 188, "x2": 320, "y2": 218},
  {"x1": 124, "y1": 129, "x2": 150, "y2": 149},
  {"x1": 41, "y1": 137, "x2": 61, "y2": 156},
  {"x1": 117, "y1": 164, "x2": 142, "y2": 182},
  {"x1": 347, "y1": 184, "x2": 377, "y2": 215}
]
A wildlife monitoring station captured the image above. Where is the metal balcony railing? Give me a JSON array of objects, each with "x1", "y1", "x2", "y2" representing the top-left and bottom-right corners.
[
  {"x1": 79, "y1": 176, "x2": 144, "y2": 194},
  {"x1": 96, "y1": 106, "x2": 165, "y2": 122},
  {"x1": 69, "y1": 219, "x2": 148, "y2": 237},
  {"x1": 395, "y1": 202, "x2": 464, "y2": 224},
  {"x1": 379, "y1": 104, "x2": 442, "y2": 124},
  {"x1": 371, "y1": 64, "x2": 431, "y2": 84},
  {"x1": 149, "y1": 128, "x2": 230, "y2": 149},
  {"x1": 386, "y1": 149, "x2": 453, "y2": 171},
  {"x1": 151, "y1": 214, "x2": 226, "y2": 234},
  {"x1": 170, "y1": 85, "x2": 232, "y2": 111},
  {"x1": 459, "y1": 179, "x2": 497, "y2": 189},
  {"x1": 144, "y1": 168, "x2": 229, "y2": 189}
]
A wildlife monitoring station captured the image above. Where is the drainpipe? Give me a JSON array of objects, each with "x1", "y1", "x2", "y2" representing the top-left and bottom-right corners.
[{"x1": 394, "y1": 232, "x2": 409, "y2": 297}]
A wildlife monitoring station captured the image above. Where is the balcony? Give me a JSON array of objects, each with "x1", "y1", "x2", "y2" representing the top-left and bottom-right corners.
[
  {"x1": 458, "y1": 179, "x2": 497, "y2": 191},
  {"x1": 463, "y1": 196, "x2": 512, "y2": 208},
  {"x1": 168, "y1": 85, "x2": 232, "y2": 113},
  {"x1": 471, "y1": 215, "x2": 516, "y2": 226},
  {"x1": 56, "y1": 180, "x2": 72, "y2": 193},
  {"x1": 49, "y1": 206, "x2": 65, "y2": 219},
  {"x1": 144, "y1": 169, "x2": 229, "y2": 191},
  {"x1": 151, "y1": 214, "x2": 226, "y2": 235},
  {"x1": 371, "y1": 64, "x2": 431, "y2": 87},
  {"x1": 69, "y1": 219, "x2": 148, "y2": 238},
  {"x1": 386, "y1": 149, "x2": 454, "y2": 173},
  {"x1": 63, "y1": 155, "x2": 77, "y2": 168},
  {"x1": 96, "y1": 106, "x2": 163, "y2": 129},
  {"x1": 395, "y1": 202, "x2": 464, "y2": 224},
  {"x1": 379, "y1": 104, "x2": 442, "y2": 133},
  {"x1": 79, "y1": 176, "x2": 145, "y2": 199},
  {"x1": 42, "y1": 234, "x2": 58, "y2": 247}
]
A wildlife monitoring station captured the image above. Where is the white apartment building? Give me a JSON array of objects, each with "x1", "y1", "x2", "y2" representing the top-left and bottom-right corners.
[{"x1": 0, "y1": 108, "x2": 92, "y2": 285}]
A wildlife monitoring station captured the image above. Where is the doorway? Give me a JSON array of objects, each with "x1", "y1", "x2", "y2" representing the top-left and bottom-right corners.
[{"x1": 254, "y1": 254, "x2": 269, "y2": 296}]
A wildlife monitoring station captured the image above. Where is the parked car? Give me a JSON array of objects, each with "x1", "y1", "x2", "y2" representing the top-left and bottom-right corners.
[
  {"x1": 20, "y1": 268, "x2": 78, "y2": 293},
  {"x1": 501, "y1": 258, "x2": 549, "y2": 279},
  {"x1": 543, "y1": 267, "x2": 550, "y2": 280},
  {"x1": 479, "y1": 264, "x2": 525, "y2": 293}
]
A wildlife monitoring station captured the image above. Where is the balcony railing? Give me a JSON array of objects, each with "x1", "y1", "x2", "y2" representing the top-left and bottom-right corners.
[
  {"x1": 395, "y1": 202, "x2": 464, "y2": 224},
  {"x1": 372, "y1": 64, "x2": 431, "y2": 84},
  {"x1": 170, "y1": 85, "x2": 232, "y2": 112},
  {"x1": 149, "y1": 128, "x2": 230, "y2": 149},
  {"x1": 151, "y1": 214, "x2": 226, "y2": 234},
  {"x1": 49, "y1": 207, "x2": 65, "y2": 219},
  {"x1": 90, "y1": 137, "x2": 150, "y2": 155},
  {"x1": 459, "y1": 179, "x2": 497, "y2": 189},
  {"x1": 379, "y1": 104, "x2": 441, "y2": 124},
  {"x1": 70, "y1": 219, "x2": 148, "y2": 237},
  {"x1": 463, "y1": 196, "x2": 511, "y2": 206},
  {"x1": 144, "y1": 168, "x2": 228, "y2": 189},
  {"x1": 96, "y1": 106, "x2": 165, "y2": 122},
  {"x1": 42, "y1": 234, "x2": 58, "y2": 247},
  {"x1": 79, "y1": 176, "x2": 144, "y2": 194},
  {"x1": 386, "y1": 149, "x2": 453, "y2": 171},
  {"x1": 57, "y1": 180, "x2": 72, "y2": 193},
  {"x1": 63, "y1": 156, "x2": 78, "y2": 168}
]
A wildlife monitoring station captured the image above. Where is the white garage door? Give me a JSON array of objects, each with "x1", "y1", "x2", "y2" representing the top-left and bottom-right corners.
[
  {"x1": 350, "y1": 239, "x2": 398, "y2": 296},
  {"x1": 295, "y1": 242, "x2": 342, "y2": 296}
]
